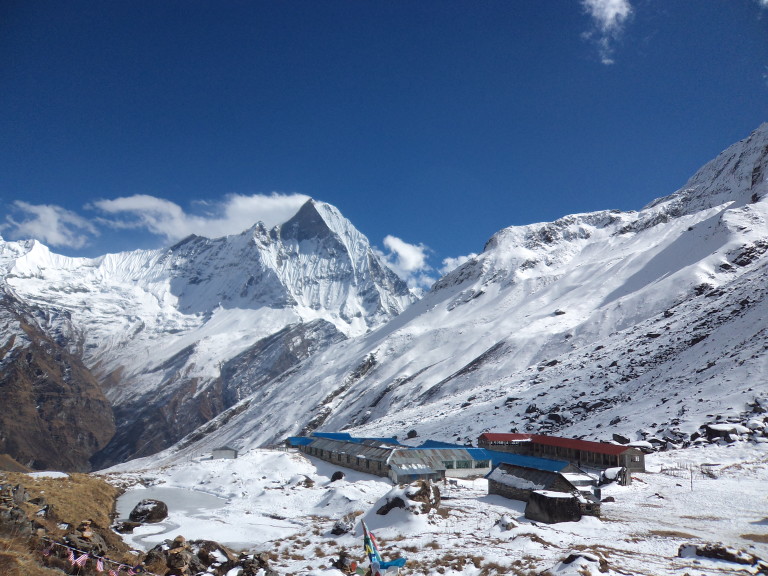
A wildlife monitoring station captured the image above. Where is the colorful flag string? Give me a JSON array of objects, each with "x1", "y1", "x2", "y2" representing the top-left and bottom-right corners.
[{"x1": 38, "y1": 537, "x2": 161, "y2": 576}]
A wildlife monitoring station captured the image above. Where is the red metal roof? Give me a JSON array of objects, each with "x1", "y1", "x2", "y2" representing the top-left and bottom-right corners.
[
  {"x1": 479, "y1": 432, "x2": 634, "y2": 456},
  {"x1": 480, "y1": 433, "x2": 532, "y2": 442}
]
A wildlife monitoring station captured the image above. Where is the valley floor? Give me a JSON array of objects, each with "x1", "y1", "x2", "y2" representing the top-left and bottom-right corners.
[{"x1": 105, "y1": 442, "x2": 768, "y2": 576}]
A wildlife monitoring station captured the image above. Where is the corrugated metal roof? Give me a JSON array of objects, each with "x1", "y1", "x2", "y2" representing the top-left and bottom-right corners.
[
  {"x1": 479, "y1": 433, "x2": 636, "y2": 456},
  {"x1": 311, "y1": 432, "x2": 353, "y2": 440},
  {"x1": 287, "y1": 437, "x2": 314, "y2": 447},
  {"x1": 312, "y1": 432, "x2": 400, "y2": 445},
  {"x1": 348, "y1": 437, "x2": 401, "y2": 446},
  {"x1": 417, "y1": 440, "x2": 467, "y2": 449},
  {"x1": 389, "y1": 448, "x2": 487, "y2": 471},
  {"x1": 307, "y1": 437, "x2": 393, "y2": 460},
  {"x1": 476, "y1": 449, "x2": 570, "y2": 472}
]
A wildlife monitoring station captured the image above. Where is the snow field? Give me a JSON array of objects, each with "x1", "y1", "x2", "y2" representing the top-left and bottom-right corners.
[{"x1": 108, "y1": 442, "x2": 768, "y2": 576}]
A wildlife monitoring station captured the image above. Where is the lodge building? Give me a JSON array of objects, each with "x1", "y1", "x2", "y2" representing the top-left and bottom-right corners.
[{"x1": 478, "y1": 432, "x2": 645, "y2": 473}]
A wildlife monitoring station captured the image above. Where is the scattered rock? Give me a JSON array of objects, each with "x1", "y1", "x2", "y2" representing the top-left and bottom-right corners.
[
  {"x1": 679, "y1": 542, "x2": 761, "y2": 566},
  {"x1": 331, "y1": 514, "x2": 355, "y2": 535},
  {"x1": 541, "y1": 551, "x2": 609, "y2": 575},
  {"x1": 377, "y1": 480, "x2": 441, "y2": 515},
  {"x1": 612, "y1": 433, "x2": 630, "y2": 444},
  {"x1": 495, "y1": 513, "x2": 519, "y2": 531},
  {"x1": 114, "y1": 521, "x2": 142, "y2": 534},
  {"x1": 331, "y1": 549, "x2": 360, "y2": 575},
  {"x1": 146, "y1": 535, "x2": 248, "y2": 576}
]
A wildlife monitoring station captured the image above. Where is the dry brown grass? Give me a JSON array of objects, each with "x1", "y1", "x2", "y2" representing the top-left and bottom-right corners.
[
  {"x1": 6, "y1": 471, "x2": 119, "y2": 530},
  {"x1": 3, "y1": 471, "x2": 134, "y2": 564},
  {"x1": 647, "y1": 529, "x2": 698, "y2": 539},
  {"x1": 0, "y1": 455, "x2": 31, "y2": 473},
  {"x1": 0, "y1": 537, "x2": 62, "y2": 576},
  {"x1": 741, "y1": 533, "x2": 768, "y2": 543}
]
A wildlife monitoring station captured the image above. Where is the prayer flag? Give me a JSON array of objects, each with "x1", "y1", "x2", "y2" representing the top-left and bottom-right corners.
[{"x1": 75, "y1": 553, "x2": 89, "y2": 567}]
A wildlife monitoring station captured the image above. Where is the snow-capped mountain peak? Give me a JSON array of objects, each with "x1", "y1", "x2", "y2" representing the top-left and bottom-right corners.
[
  {"x1": 0, "y1": 199, "x2": 415, "y2": 467},
  {"x1": 149, "y1": 123, "x2": 768, "y2": 465}
]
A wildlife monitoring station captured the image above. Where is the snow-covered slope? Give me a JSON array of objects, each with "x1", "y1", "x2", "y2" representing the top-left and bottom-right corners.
[
  {"x1": 154, "y1": 123, "x2": 768, "y2": 461},
  {"x1": 0, "y1": 200, "x2": 414, "y2": 467}
]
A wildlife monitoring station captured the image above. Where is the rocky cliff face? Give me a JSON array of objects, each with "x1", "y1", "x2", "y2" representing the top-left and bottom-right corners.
[{"x1": 0, "y1": 288, "x2": 115, "y2": 471}]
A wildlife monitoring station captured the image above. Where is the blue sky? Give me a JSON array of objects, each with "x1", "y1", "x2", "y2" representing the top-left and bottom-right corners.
[{"x1": 1, "y1": 1, "x2": 767, "y2": 287}]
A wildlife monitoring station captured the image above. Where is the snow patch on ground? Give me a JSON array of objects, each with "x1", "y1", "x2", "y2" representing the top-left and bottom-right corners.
[{"x1": 104, "y1": 442, "x2": 768, "y2": 575}]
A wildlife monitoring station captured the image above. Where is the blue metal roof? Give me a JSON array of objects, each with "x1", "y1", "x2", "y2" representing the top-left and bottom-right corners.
[
  {"x1": 417, "y1": 439, "x2": 468, "y2": 449},
  {"x1": 351, "y1": 437, "x2": 400, "y2": 445},
  {"x1": 310, "y1": 432, "x2": 400, "y2": 445},
  {"x1": 477, "y1": 449, "x2": 569, "y2": 472},
  {"x1": 311, "y1": 432, "x2": 353, "y2": 440},
  {"x1": 287, "y1": 437, "x2": 314, "y2": 447}
]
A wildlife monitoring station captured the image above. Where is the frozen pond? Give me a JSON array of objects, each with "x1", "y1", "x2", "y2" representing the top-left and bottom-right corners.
[
  {"x1": 115, "y1": 485, "x2": 301, "y2": 551},
  {"x1": 116, "y1": 486, "x2": 230, "y2": 549},
  {"x1": 116, "y1": 486, "x2": 227, "y2": 520}
]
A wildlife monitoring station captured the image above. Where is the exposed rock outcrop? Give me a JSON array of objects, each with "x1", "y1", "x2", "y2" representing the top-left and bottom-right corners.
[{"x1": 0, "y1": 289, "x2": 115, "y2": 472}]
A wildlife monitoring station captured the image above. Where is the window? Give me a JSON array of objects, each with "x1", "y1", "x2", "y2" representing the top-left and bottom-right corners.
[
  {"x1": 631, "y1": 456, "x2": 641, "y2": 462},
  {"x1": 456, "y1": 461, "x2": 471, "y2": 469},
  {"x1": 443, "y1": 461, "x2": 455, "y2": 469},
  {"x1": 474, "y1": 460, "x2": 490, "y2": 468},
  {"x1": 346, "y1": 455, "x2": 351, "y2": 463}
]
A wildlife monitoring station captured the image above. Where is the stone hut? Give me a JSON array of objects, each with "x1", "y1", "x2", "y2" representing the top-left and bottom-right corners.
[
  {"x1": 486, "y1": 462, "x2": 577, "y2": 502},
  {"x1": 525, "y1": 490, "x2": 585, "y2": 523}
]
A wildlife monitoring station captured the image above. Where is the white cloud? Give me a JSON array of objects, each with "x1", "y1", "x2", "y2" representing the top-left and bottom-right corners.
[
  {"x1": 1, "y1": 201, "x2": 98, "y2": 249},
  {"x1": 440, "y1": 253, "x2": 478, "y2": 275},
  {"x1": 581, "y1": 0, "x2": 633, "y2": 65},
  {"x1": 92, "y1": 193, "x2": 310, "y2": 243},
  {"x1": 383, "y1": 235, "x2": 429, "y2": 273},
  {"x1": 376, "y1": 235, "x2": 435, "y2": 291}
]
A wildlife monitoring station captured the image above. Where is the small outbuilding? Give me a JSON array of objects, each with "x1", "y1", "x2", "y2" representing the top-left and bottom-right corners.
[
  {"x1": 525, "y1": 490, "x2": 595, "y2": 524},
  {"x1": 211, "y1": 446, "x2": 238, "y2": 460},
  {"x1": 487, "y1": 462, "x2": 577, "y2": 502}
]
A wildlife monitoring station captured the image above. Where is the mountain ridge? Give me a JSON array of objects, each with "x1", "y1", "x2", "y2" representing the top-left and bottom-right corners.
[
  {"x1": 2, "y1": 124, "x2": 768, "y2": 471},
  {"x1": 131, "y1": 121, "x2": 768, "y2": 467}
]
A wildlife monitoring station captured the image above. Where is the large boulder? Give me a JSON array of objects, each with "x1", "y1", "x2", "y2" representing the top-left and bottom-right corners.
[{"x1": 129, "y1": 499, "x2": 168, "y2": 523}]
